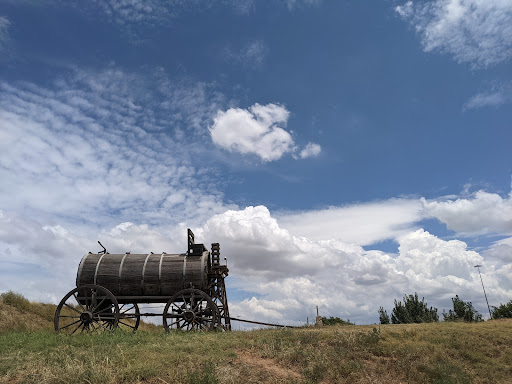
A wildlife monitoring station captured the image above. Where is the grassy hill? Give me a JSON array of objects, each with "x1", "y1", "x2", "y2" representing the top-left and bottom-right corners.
[{"x1": 1, "y1": 293, "x2": 511, "y2": 384}]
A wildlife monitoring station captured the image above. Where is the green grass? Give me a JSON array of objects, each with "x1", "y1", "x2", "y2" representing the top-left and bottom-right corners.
[{"x1": 1, "y1": 293, "x2": 512, "y2": 383}]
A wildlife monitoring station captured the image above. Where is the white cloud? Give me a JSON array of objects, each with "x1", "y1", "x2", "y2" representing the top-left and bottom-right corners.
[
  {"x1": 209, "y1": 103, "x2": 295, "y2": 161},
  {"x1": 422, "y1": 190, "x2": 512, "y2": 236},
  {"x1": 483, "y1": 236, "x2": 512, "y2": 264},
  {"x1": 209, "y1": 103, "x2": 321, "y2": 162},
  {"x1": 0, "y1": 67, "x2": 231, "y2": 228},
  {"x1": 464, "y1": 81, "x2": 512, "y2": 110},
  {"x1": 277, "y1": 199, "x2": 425, "y2": 246},
  {"x1": 199, "y1": 205, "x2": 508, "y2": 324},
  {"x1": 299, "y1": 142, "x2": 322, "y2": 159},
  {"x1": 2, "y1": 198, "x2": 511, "y2": 325},
  {"x1": 395, "y1": 0, "x2": 512, "y2": 68}
]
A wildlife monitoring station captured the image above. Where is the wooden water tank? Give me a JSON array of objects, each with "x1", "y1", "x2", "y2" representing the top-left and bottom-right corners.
[{"x1": 76, "y1": 252, "x2": 210, "y2": 302}]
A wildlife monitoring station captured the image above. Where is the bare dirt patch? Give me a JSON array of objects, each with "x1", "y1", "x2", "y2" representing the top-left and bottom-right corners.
[{"x1": 218, "y1": 350, "x2": 303, "y2": 384}]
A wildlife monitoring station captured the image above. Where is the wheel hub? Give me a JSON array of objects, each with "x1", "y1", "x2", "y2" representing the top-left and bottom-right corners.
[
  {"x1": 183, "y1": 310, "x2": 196, "y2": 323},
  {"x1": 80, "y1": 311, "x2": 93, "y2": 324}
]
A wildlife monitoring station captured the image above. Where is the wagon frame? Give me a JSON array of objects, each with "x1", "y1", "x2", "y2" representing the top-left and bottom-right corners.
[{"x1": 54, "y1": 229, "x2": 231, "y2": 333}]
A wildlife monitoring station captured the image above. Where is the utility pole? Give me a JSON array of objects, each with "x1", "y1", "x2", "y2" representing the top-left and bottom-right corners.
[{"x1": 474, "y1": 265, "x2": 492, "y2": 319}]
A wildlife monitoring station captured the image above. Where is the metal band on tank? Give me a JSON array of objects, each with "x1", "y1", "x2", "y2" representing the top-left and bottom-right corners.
[
  {"x1": 94, "y1": 253, "x2": 107, "y2": 285},
  {"x1": 159, "y1": 253, "x2": 165, "y2": 281},
  {"x1": 76, "y1": 253, "x2": 89, "y2": 287},
  {"x1": 159, "y1": 253, "x2": 164, "y2": 295},
  {"x1": 141, "y1": 253, "x2": 152, "y2": 290},
  {"x1": 118, "y1": 253, "x2": 129, "y2": 293},
  {"x1": 200, "y1": 252, "x2": 206, "y2": 288}
]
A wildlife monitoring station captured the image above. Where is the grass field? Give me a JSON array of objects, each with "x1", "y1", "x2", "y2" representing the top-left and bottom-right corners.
[{"x1": 1, "y1": 293, "x2": 511, "y2": 384}]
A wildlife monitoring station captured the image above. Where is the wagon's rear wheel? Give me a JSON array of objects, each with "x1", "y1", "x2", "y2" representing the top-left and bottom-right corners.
[
  {"x1": 54, "y1": 285, "x2": 119, "y2": 334},
  {"x1": 117, "y1": 303, "x2": 140, "y2": 333},
  {"x1": 163, "y1": 288, "x2": 220, "y2": 331}
]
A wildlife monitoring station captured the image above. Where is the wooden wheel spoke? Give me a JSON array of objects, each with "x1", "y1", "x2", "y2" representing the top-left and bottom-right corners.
[
  {"x1": 82, "y1": 289, "x2": 90, "y2": 309},
  {"x1": 92, "y1": 319, "x2": 110, "y2": 332},
  {"x1": 120, "y1": 305, "x2": 134, "y2": 314},
  {"x1": 71, "y1": 322, "x2": 83, "y2": 335},
  {"x1": 119, "y1": 321, "x2": 136, "y2": 329},
  {"x1": 91, "y1": 295, "x2": 108, "y2": 313},
  {"x1": 58, "y1": 315, "x2": 81, "y2": 319},
  {"x1": 59, "y1": 319, "x2": 82, "y2": 330},
  {"x1": 95, "y1": 306, "x2": 114, "y2": 315},
  {"x1": 63, "y1": 304, "x2": 82, "y2": 315},
  {"x1": 71, "y1": 294, "x2": 86, "y2": 313}
]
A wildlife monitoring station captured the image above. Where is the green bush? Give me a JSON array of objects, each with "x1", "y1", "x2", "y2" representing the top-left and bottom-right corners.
[
  {"x1": 378, "y1": 306, "x2": 390, "y2": 324},
  {"x1": 321, "y1": 316, "x2": 354, "y2": 326},
  {"x1": 390, "y1": 293, "x2": 438, "y2": 324},
  {"x1": 443, "y1": 295, "x2": 482, "y2": 322},
  {"x1": 492, "y1": 301, "x2": 512, "y2": 319},
  {"x1": 0, "y1": 291, "x2": 31, "y2": 312}
]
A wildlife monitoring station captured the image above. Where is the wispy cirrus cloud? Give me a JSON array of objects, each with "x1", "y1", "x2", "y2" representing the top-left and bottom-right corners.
[
  {"x1": 464, "y1": 81, "x2": 512, "y2": 110},
  {"x1": 223, "y1": 40, "x2": 268, "y2": 69},
  {"x1": 0, "y1": 16, "x2": 10, "y2": 52},
  {"x1": 0, "y1": 66, "x2": 232, "y2": 228},
  {"x1": 395, "y1": 0, "x2": 512, "y2": 68}
]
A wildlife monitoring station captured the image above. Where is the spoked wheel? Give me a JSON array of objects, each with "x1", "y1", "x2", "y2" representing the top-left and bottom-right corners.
[
  {"x1": 54, "y1": 285, "x2": 119, "y2": 334},
  {"x1": 163, "y1": 288, "x2": 220, "y2": 332},
  {"x1": 117, "y1": 303, "x2": 140, "y2": 333}
]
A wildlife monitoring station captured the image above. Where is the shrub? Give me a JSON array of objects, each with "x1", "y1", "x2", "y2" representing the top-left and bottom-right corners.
[
  {"x1": 443, "y1": 295, "x2": 482, "y2": 322},
  {"x1": 391, "y1": 293, "x2": 438, "y2": 324},
  {"x1": 492, "y1": 301, "x2": 512, "y2": 319},
  {"x1": 0, "y1": 291, "x2": 31, "y2": 311},
  {"x1": 378, "y1": 306, "x2": 390, "y2": 324},
  {"x1": 321, "y1": 316, "x2": 354, "y2": 326}
]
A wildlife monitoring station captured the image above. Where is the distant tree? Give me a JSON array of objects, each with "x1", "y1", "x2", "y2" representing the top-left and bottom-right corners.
[
  {"x1": 378, "y1": 306, "x2": 390, "y2": 324},
  {"x1": 492, "y1": 300, "x2": 512, "y2": 319},
  {"x1": 321, "y1": 316, "x2": 354, "y2": 326},
  {"x1": 443, "y1": 295, "x2": 482, "y2": 322},
  {"x1": 391, "y1": 293, "x2": 439, "y2": 324}
]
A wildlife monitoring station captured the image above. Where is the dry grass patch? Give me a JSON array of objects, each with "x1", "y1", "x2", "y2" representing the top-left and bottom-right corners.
[{"x1": 1, "y1": 294, "x2": 512, "y2": 384}]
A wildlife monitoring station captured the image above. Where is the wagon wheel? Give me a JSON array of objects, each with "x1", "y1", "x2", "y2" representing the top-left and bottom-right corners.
[
  {"x1": 54, "y1": 285, "x2": 119, "y2": 334},
  {"x1": 117, "y1": 303, "x2": 140, "y2": 333},
  {"x1": 163, "y1": 288, "x2": 220, "y2": 331}
]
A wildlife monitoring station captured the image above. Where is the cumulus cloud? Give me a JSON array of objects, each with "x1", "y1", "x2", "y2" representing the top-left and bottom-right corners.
[
  {"x1": 199, "y1": 205, "x2": 507, "y2": 324},
  {"x1": 464, "y1": 81, "x2": 512, "y2": 110},
  {"x1": 422, "y1": 190, "x2": 512, "y2": 236},
  {"x1": 298, "y1": 142, "x2": 322, "y2": 159},
  {"x1": 209, "y1": 103, "x2": 294, "y2": 161},
  {"x1": 2, "y1": 199, "x2": 510, "y2": 324},
  {"x1": 209, "y1": 103, "x2": 321, "y2": 162},
  {"x1": 395, "y1": 0, "x2": 512, "y2": 68}
]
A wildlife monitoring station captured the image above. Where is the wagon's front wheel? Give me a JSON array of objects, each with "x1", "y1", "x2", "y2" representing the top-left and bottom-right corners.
[
  {"x1": 163, "y1": 288, "x2": 220, "y2": 331},
  {"x1": 54, "y1": 285, "x2": 120, "y2": 334}
]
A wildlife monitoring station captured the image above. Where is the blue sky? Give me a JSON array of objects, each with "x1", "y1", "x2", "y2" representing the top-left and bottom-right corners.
[{"x1": 0, "y1": 0, "x2": 511, "y2": 325}]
